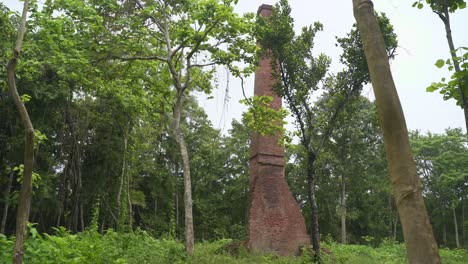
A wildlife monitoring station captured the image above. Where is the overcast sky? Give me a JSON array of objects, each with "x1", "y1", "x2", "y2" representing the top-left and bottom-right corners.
[
  {"x1": 204, "y1": 0, "x2": 468, "y2": 135},
  {"x1": 3, "y1": 0, "x2": 468, "y2": 134}
]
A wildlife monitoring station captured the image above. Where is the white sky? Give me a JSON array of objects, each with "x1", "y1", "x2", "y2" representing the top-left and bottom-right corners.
[
  {"x1": 202, "y1": 0, "x2": 468, "y2": 135},
  {"x1": 3, "y1": 0, "x2": 468, "y2": 134}
]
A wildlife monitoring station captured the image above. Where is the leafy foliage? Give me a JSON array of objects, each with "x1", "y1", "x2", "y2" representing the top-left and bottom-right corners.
[
  {"x1": 2, "y1": 0, "x2": 468, "y2": 261},
  {"x1": 412, "y1": 0, "x2": 467, "y2": 12},
  {"x1": 1, "y1": 229, "x2": 468, "y2": 263},
  {"x1": 336, "y1": 12, "x2": 398, "y2": 86},
  {"x1": 427, "y1": 47, "x2": 468, "y2": 106},
  {"x1": 240, "y1": 96, "x2": 290, "y2": 145}
]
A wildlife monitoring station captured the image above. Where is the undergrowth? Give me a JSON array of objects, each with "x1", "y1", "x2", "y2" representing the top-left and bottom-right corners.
[{"x1": 0, "y1": 226, "x2": 466, "y2": 263}]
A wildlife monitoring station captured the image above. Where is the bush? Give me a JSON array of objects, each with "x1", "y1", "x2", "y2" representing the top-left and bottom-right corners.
[
  {"x1": 1, "y1": 227, "x2": 468, "y2": 264},
  {"x1": 1, "y1": 226, "x2": 185, "y2": 264}
]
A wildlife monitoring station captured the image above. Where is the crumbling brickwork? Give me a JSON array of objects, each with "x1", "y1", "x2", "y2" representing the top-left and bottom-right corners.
[{"x1": 247, "y1": 4, "x2": 310, "y2": 256}]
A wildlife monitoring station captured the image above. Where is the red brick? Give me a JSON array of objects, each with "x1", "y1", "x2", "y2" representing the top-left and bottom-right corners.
[{"x1": 247, "y1": 4, "x2": 310, "y2": 256}]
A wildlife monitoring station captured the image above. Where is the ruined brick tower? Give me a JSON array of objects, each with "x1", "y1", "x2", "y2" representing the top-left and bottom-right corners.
[{"x1": 247, "y1": 4, "x2": 310, "y2": 256}]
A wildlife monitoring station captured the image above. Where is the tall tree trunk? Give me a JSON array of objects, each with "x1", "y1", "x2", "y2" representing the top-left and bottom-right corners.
[
  {"x1": 127, "y1": 166, "x2": 132, "y2": 230},
  {"x1": 56, "y1": 169, "x2": 68, "y2": 227},
  {"x1": 438, "y1": 8, "x2": 468, "y2": 132},
  {"x1": 75, "y1": 170, "x2": 83, "y2": 232},
  {"x1": 341, "y1": 173, "x2": 347, "y2": 244},
  {"x1": 1, "y1": 172, "x2": 14, "y2": 234},
  {"x1": 117, "y1": 133, "x2": 128, "y2": 228},
  {"x1": 80, "y1": 203, "x2": 84, "y2": 231},
  {"x1": 175, "y1": 185, "x2": 179, "y2": 238},
  {"x1": 172, "y1": 95, "x2": 194, "y2": 255},
  {"x1": 306, "y1": 149, "x2": 320, "y2": 256},
  {"x1": 7, "y1": 1, "x2": 35, "y2": 263},
  {"x1": 462, "y1": 203, "x2": 465, "y2": 247},
  {"x1": 393, "y1": 214, "x2": 398, "y2": 240},
  {"x1": 353, "y1": 1, "x2": 440, "y2": 263},
  {"x1": 453, "y1": 206, "x2": 460, "y2": 248},
  {"x1": 442, "y1": 210, "x2": 447, "y2": 246},
  {"x1": 388, "y1": 194, "x2": 394, "y2": 238},
  {"x1": 100, "y1": 217, "x2": 105, "y2": 234},
  {"x1": 65, "y1": 103, "x2": 82, "y2": 233}
]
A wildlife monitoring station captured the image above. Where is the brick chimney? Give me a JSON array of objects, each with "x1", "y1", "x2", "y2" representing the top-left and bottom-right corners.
[{"x1": 247, "y1": 4, "x2": 310, "y2": 256}]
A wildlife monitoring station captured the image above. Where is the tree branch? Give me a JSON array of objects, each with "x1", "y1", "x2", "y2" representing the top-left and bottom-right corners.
[{"x1": 108, "y1": 55, "x2": 167, "y2": 62}]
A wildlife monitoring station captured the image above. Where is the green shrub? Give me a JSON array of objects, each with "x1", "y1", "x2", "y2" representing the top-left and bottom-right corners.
[{"x1": 1, "y1": 228, "x2": 467, "y2": 264}]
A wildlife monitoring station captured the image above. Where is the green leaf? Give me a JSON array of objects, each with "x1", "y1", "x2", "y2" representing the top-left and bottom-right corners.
[
  {"x1": 435, "y1": 59, "x2": 445, "y2": 68},
  {"x1": 20, "y1": 94, "x2": 31, "y2": 103},
  {"x1": 426, "y1": 85, "x2": 439, "y2": 92},
  {"x1": 417, "y1": 3, "x2": 424, "y2": 9}
]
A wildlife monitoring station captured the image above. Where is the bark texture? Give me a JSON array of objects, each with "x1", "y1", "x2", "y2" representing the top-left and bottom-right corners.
[
  {"x1": 353, "y1": 1, "x2": 440, "y2": 263},
  {"x1": 173, "y1": 95, "x2": 194, "y2": 255},
  {"x1": 7, "y1": 1, "x2": 34, "y2": 263}
]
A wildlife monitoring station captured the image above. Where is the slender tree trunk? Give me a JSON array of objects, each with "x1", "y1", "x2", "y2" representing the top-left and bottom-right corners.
[
  {"x1": 388, "y1": 194, "x2": 394, "y2": 238},
  {"x1": 80, "y1": 203, "x2": 84, "y2": 231},
  {"x1": 72, "y1": 198, "x2": 78, "y2": 232},
  {"x1": 453, "y1": 206, "x2": 460, "y2": 248},
  {"x1": 77, "y1": 155, "x2": 84, "y2": 231},
  {"x1": 341, "y1": 173, "x2": 347, "y2": 244},
  {"x1": 393, "y1": 214, "x2": 398, "y2": 240},
  {"x1": 7, "y1": 1, "x2": 35, "y2": 263},
  {"x1": 306, "y1": 149, "x2": 320, "y2": 257},
  {"x1": 462, "y1": 203, "x2": 465, "y2": 247},
  {"x1": 127, "y1": 171, "x2": 132, "y2": 230},
  {"x1": 442, "y1": 210, "x2": 447, "y2": 246},
  {"x1": 100, "y1": 218, "x2": 105, "y2": 234},
  {"x1": 1, "y1": 172, "x2": 14, "y2": 234},
  {"x1": 353, "y1": 1, "x2": 440, "y2": 263},
  {"x1": 117, "y1": 134, "x2": 128, "y2": 228},
  {"x1": 56, "y1": 172, "x2": 67, "y2": 227},
  {"x1": 439, "y1": 9, "x2": 468, "y2": 132},
  {"x1": 175, "y1": 185, "x2": 179, "y2": 238},
  {"x1": 172, "y1": 95, "x2": 194, "y2": 255}
]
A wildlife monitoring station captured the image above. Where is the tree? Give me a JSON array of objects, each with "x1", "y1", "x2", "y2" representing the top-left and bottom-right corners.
[
  {"x1": 105, "y1": 0, "x2": 256, "y2": 254},
  {"x1": 285, "y1": 94, "x2": 394, "y2": 245},
  {"x1": 257, "y1": 4, "x2": 329, "y2": 254},
  {"x1": 411, "y1": 128, "x2": 468, "y2": 247},
  {"x1": 321, "y1": 97, "x2": 384, "y2": 244},
  {"x1": 353, "y1": 0, "x2": 440, "y2": 262},
  {"x1": 257, "y1": 0, "x2": 397, "y2": 256},
  {"x1": 5, "y1": 0, "x2": 35, "y2": 263},
  {"x1": 0, "y1": 2, "x2": 18, "y2": 236},
  {"x1": 414, "y1": 0, "x2": 468, "y2": 132}
]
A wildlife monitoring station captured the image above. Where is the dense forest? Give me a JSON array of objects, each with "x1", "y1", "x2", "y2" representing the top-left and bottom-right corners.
[{"x1": 1, "y1": 0, "x2": 467, "y2": 263}]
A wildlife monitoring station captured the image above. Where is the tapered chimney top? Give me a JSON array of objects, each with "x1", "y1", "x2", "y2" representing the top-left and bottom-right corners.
[{"x1": 257, "y1": 4, "x2": 273, "y2": 16}]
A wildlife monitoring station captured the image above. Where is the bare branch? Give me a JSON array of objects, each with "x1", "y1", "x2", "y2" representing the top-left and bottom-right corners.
[
  {"x1": 189, "y1": 61, "x2": 217, "y2": 68},
  {"x1": 108, "y1": 55, "x2": 167, "y2": 62}
]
